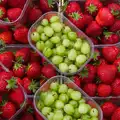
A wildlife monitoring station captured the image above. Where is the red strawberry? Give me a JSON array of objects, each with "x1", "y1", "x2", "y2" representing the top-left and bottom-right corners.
[
  {"x1": 114, "y1": 58, "x2": 120, "y2": 78},
  {"x1": 83, "y1": 83, "x2": 97, "y2": 97},
  {"x1": 101, "y1": 102, "x2": 117, "y2": 117},
  {"x1": 20, "y1": 113, "x2": 34, "y2": 120},
  {"x1": 90, "y1": 37, "x2": 98, "y2": 45},
  {"x1": 0, "y1": 51, "x2": 14, "y2": 69},
  {"x1": 15, "y1": 48, "x2": 31, "y2": 64},
  {"x1": 99, "y1": 58, "x2": 107, "y2": 66},
  {"x1": 41, "y1": 64, "x2": 56, "y2": 78},
  {"x1": 68, "y1": 12, "x2": 85, "y2": 29},
  {"x1": 107, "y1": 3, "x2": 120, "y2": 18},
  {"x1": 97, "y1": 64, "x2": 117, "y2": 84},
  {"x1": 28, "y1": 7, "x2": 42, "y2": 23},
  {"x1": 35, "y1": 110, "x2": 43, "y2": 120},
  {"x1": 39, "y1": 0, "x2": 52, "y2": 13},
  {"x1": 101, "y1": 32, "x2": 119, "y2": 44},
  {"x1": 0, "y1": 0, "x2": 7, "y2": 6},
  {"x1": 7, "y1": 8, "x2": 22, "y2": 21},
  {"x1": 96, "y1": 7, "x2": 115, "y2": 27},
  {"x1": 17, "y1": 77, "x2": 23, "y2": 85},
  {"x1": 0, "y1": 31, "x2": 13, "y2": 44},
  {"x1": 7, "y1": 0, "x2": 26, "y2": 8},
  {"x1": 112, "y1": 78, "x2": 120, "y2": 96},
  {"x1": 102, "y1": 46, "x2": 119, "y2": 63},
  {"x1": 85, "y1": 0, "x2": 103, "y2": 16},
  {"x1": 13, "y1": 63, "x2": 25, "y2": 78},
  {"x1": 23, "y1": 77, "x2": 39, "y2": 94},
  {"x1": 27, "y1": 62, "x2": 41, "y2": 79},
  {"x1": 97, "y1": 84, "x2": 112, "y2": 97},
  {"x1": 111, "y1": 107, "x2": 120, "y2": 120},
  {"x1": 84, "y1": 14, "x2": 93, "y2": 26},
  {"x1": 85, "y1": 21, "x2": 102, "y2": 37},
  {"x1": 0, "y1": 101, "x2": 16, "y2": 119},
  {"x1": 9, "y1": 85, "x2": 24, "y2": 107},
  {"x1": 0, "y1": 25, "x2": 9, "y2": 32},
  {"x1": 73, "y1": 75, "x2": 81, "y2": 87},
  {"x1": 110, "y1": 20, "x2": 120, "y2": 32},
  {"x1": 30, "y1": 51, "x2": 41, "y2": 63},
  {"x1": 80, "y1": 64, "x2": 97, "y2": 83},
  {"x1": 65, "y1": 2, "x2": 81, "y2": 15},
  {"x1": 14, "y1": 26, "x2": 28, "y2": 44},
  {"x1": 0, "y1": 6, "x2": 6, "y2": 19}
]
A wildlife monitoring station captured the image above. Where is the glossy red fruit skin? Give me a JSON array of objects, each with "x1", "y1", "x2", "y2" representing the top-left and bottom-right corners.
[
  {"x1": 35, "y1": 110, "x2": 44, "y2": 120},
  {"x1": 65, "y1": 2, "x2": 81, "y2": 15},
  {"x1": 0, "y1": 51, "x2": 14, "y2": 69},
  {"x1": 97, "y1": 84, "x2": 112, "y2": 97},
  {"x1": 85, "y1": 21, "x2": 102, "y2": 37},
  {"x1": 42, "y1": 64, "x2": 56, "y2": 78},
  {"x1": 102, "y1": 46, "x2": 119, "y2": 63},
  {"x1": 97, "y1": 64, "x2": 117, "y2": 84},
  {"x1": 84, "y1": 14, "x2": 93, "y2": 27},
  {"x1": 1, "y1": 102, "x2": 16, "y2": 119},
  {"x1": 73, "y1": 75, "x2": 81, "y2": 87},
  {"x1": 101, "y1": 102, "x2": 117, "y2": 118},
  {"x1": 83, "y1": 83, "x2": 97, "y2": 97},
  {"x1": 114, "y1": 58, "x2": 120, "y2": 78},
  {"x1": 20, "y1": 113, "x2": 34, "y2": 120},
  {"x1": 96, "y1": 7, "x2": 115, "y2": 27},
  {"x1": 90, "y1": 37, "x2": 98, "y2": 45},
  {"x1": 112, "y1": 78, "x2": 120, "y2": 96},
  {"x1": 0, "y1": 0, "x2": 7, "y2": 6},
  {"x1": 109, "y1": 20, "x2": 120, "y2": 32},
  {"x1": 111, "y1": 107, "x2": 120, "y2": 120},
  {"x1": 30, "y1": 51, "x2": 41, "y2": 63}
]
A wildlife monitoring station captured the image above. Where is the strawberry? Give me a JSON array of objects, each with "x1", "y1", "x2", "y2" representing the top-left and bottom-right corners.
[
  {"x1": 98, "y1": 58, "x2": 107, "y2": 66},
  {"x1": 80, "y1": 64, "x2": 97, "y2": 83},
  {"x1": 102, "y1": 46, "x2": 119, "y2": 63},
  {"x1": 114, "y1": 58, "x2": 120, "y2": 78},
  {"x1": 73, "y1": 75, "x2": 81, "y2": 87},
  {"x1": 97, "y1": 84, "x2": 112, "y2": 97},
  {"x1": 96, "y1": 7, "x2": 115, "y2": 27},
  {"x1": 23, "y1": 77, "x2": 39, "y2": 94},
  {"x1": 101, "y1": 102, "x2": 117, "y2": 118},
  {"x1": 13, "y1": 63, "x2": 26, "y2": 78},
  {"x1": 109, "y1": 20, "x2": 120, "y2": 32},
  {"x1": 65, "y1": 2, "x2": 81, "y2": 15},
  {"x1": 107, "y1": 3, "x2": 120, "y2": 18},
  {"x1": 84, "y1": 14, "x2": 93, "y2": 26},
  {"x1": 28, "y1": 7, "x2": 42, "y2": 23},
  {"x1": 101, "y1": 32, "x2": 119, "y2": 44},
  {"x1": 17, "y1": 77, "x2": 23, "y2": 85},
  {"x1": 7, "y1": 8, "x2": 22, "y2": 21},
  {"x1": 85, "y1": 21, "x2": 102, "y2": 37},
  {"x1": 39, "y1": 0, "x2": 52, "y2": 13},
  {"x1": 7, "y1": 0, "x2": 26, "y2": 8},
  {"x1": 41, "y1": 64, "x2": 56, "y2": 78},
  {"x1": 0, "y1": 6, "x2": 6, "y2": 19},
  {"x1": 20, "y1": 113, "x2": 34, "y2": 120},
  {"x1": 30, "y1": 51, "x2": 41, "y2": 63},
  {"x1": 0, "y1": 101, "x2": 16, "y2": 119},
  {"x1": 97, "y1": 64, "x2": 117, "y2": 84},
  {"x1": 90, "y1": 37, "x2": 98, "y2": 45},
  {"x1": 9, "y1": 85, "x2": 24, "y2": 107},
  {"x1": 112, "y1": 78, "x2": 120, "y2": 96},
  {"x1": 35, "y1": 110, "x2": 43, "y2": 120},
  {"x1": 0, "y1": 0, "x2": 7, "y2": 6},
  {"x1": 83, "y1": 83, "x2": 97, "y2": 97},
  {"x1": 27, "y1": 62, "x2": 41, "y2": 79},
  {"x1": 68, "y1": 12, "x2": 85, "y2": 29},
  {"x1": 0, "y1": 31, "x2": 13, "y2": 44},
  {"x1": 15, "y1": 48, "x2": 31, "y2": 64},
  {"x1": 14, "y1": 26, "x2": 28, "y2": 44},
  {"x1": 111, "y1": 107, "x2": 120, "y2": 120},
  {"x1": 0, "y1": 51, "x2": 14, "y2": 69},
  {"x1": 91, "y1": 49, "x2": 101, "y2": 62}
]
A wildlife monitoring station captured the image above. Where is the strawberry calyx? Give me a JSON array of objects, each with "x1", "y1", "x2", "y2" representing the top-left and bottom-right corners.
[
  {"x1": 117, "y1": 65, "x2": 120, "y2": 72},
  {"x1": 93, "y1": 51, "x2": 99, "y2": 61},
  {"x1": 14, "y1": 63, "x2": 22, "y2": 70},
  {"x1": 3, "y1": 18, "x2": 10, "y2": 22},
  {"x1": 16, "y1": 56, "x2": 24, "y2": 63},
  {"x1": 6, "y1": 77, "x2": 18, "y2": 90},
  {"x1": 103, "y1": 32, "x2": 113, "y2": 39},
  {"x1": 27, "y1": 106, "x2": 34, "y2": 114},
  {"x1": 28, "y1": 80, "x2": 39, "y2": 93},
  {"x1": 69, "y1": 12, "x2": 82, "y2": 20},
  {"x1": 87, "y1": 4, "x2": 97, "y2": 14},
  {"x1": 79, "y1": 67, "x2": 88, "y2": 78},
  {"x1": 111, "y1": 9, "x2": 120, "y2": 16},
  {"x1": 0, "y1": 9, "x2": 4, "y2": 18},
  {"x1": 0, "y1": 40, "x2": 6, "y2": 51}
]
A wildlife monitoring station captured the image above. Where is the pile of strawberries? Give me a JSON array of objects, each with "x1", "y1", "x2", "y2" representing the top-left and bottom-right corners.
[{"x1": 65, "y1": 0, "x2": 120, "y2": 45}]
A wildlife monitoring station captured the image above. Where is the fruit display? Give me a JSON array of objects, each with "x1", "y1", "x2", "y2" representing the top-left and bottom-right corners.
[
  {"x1": 65, "y1": 0, "x2": 120, "y2": 46},
  {"x1": 34, "y1": 76, "x2": 102, "y2": 120},
  {"x1": 29, "y1": 12, "x2": 93, "y2": 75}
]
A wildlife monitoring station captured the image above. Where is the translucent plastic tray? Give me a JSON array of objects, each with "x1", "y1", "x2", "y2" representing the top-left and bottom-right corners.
[
  {"x1": 0, "y1": 0, "x2": 30, "y2": 26},
  {"x1": 34, "y1": 76, "x2": 103, "y2": 120},
  {"x1": 67, "y1": 0, "x2": 120, "y2": 47},
  {"x1": 28, "y1": 11, "x2": 94, "y2": 76}
]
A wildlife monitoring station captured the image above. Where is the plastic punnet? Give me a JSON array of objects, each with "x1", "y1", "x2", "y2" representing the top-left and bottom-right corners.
[
  {"x1": 0, "y1": 0, "x2": 30, "y2": 26},
  {"x1": 28, "y1": 11, "x2": 94, "y2": 76},
  {"x1": 34, "y1": 75, "x2": 103, "y2": 120}
]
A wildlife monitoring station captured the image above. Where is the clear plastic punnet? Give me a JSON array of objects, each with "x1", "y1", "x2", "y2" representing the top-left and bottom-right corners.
[
  {"x1": 34, "y1": 76, "x2": 103, "y2": 120},
  {"x1": 28, "y1": 11, "x2": 94, "y2": 76},
  {"x1": 0, "y1": 0, "x2": 30, "y2": 26}
]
